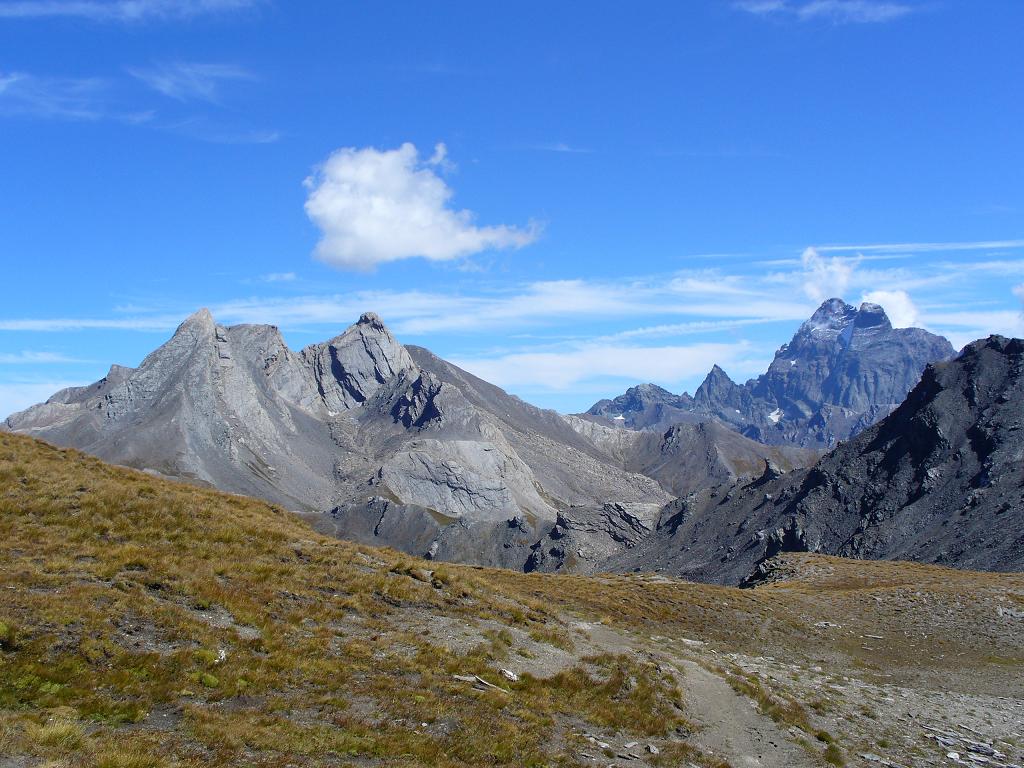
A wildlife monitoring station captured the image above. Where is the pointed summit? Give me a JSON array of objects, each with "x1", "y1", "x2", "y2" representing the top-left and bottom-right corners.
[
  {"x1": 303, "y1": 312, "x2": 417, "y2": 411},
  {"x1": 357, "y1": 311, "x2": 387, "y2": 331},
  {"x1": 694, "y1": 364, "x2": 745, "y2": 412},
  {"x1": 704, "y1": 364, "x2": 733, "y2": 383},
  {"x1": 166, "y1": 308, "x2": 218, "y2": 348},
  {"x1": 180, "y1": 307, "x2": 215, "y2": 329},
  {"x1": 800, "y1": 299, "x2": 857, "y2": 338}
]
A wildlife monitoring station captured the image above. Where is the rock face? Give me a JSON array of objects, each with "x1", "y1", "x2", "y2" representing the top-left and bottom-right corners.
[
  {"x1": 607, "y1": 336, "x2": 1024, "y2": 584},
  {"x1": 584, "y1": 299, "x2": 956, "y2": 448},
  {"x1": 586, "y1": 383, "x2": 698, "y2": 431},
  {"x1": 15, "y1": 307, "x2": 1004, "y2": 586},
  {"x1": 4, "y1": 308, "x2": 822, "y2": 571}
]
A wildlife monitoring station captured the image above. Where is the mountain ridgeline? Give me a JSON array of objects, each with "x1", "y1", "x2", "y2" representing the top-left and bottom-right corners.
[
  {"x1": 3, "y1": 308, "x2": 808, "y2": 573},
  {"x1": 5, "y1": 302, "x2": 1021, "y2": 584},
  {"x1": 601, "y1": 335, "x2": 1024, "y2": 585},
  {"x1": 585, "y1": 299, "x2": 956, "y2": 448}
]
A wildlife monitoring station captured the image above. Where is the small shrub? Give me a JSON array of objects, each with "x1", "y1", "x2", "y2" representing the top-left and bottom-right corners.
[
  {"x1": 0, "y1": 620, "x2": 18, "y2": 651},
  {"x1": 192, "y1": 672, "x2": 219, "y2": 688},
  {"x1": 824, "y1": 743, "x2": 845, "y2": 766},
  {"x1": 31, "y1": 716, "x2": 84, "y2": 751}
]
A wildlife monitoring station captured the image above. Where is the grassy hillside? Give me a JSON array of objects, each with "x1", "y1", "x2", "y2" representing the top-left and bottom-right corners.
[{"x1": 1, "y1": 432, "x2": 1022, "y2": 768}]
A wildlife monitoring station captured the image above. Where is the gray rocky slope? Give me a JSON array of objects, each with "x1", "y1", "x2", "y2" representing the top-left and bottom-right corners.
[
  {"x1": 585, "y1": 299, "x2": 956, "y2": 448},
  {"x1": 594, "y1": 335, "x2": 1024, "y2": 584},
  {"x1": 3, "y1": 309, "x2": 811, "y2": 570}
]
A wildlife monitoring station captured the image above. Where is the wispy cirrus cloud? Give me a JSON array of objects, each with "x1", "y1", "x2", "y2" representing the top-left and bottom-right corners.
[
  {"x1": 3, "y1": 239, "x2": 1023, "y2": 406},
  {"x1": 0, "y1": 62, "x2": 275, "y2": 140},
  {"x1": 0, "y1": 351, "x2": 86, "y2": 364},
  {"x1": 163, "y1": 116, "x2": 279, "y2": 144},
  {"x1": 451, "y1": 340, "x2": 759, "y2": 393},
  {"x1": 260, "y1": 272, "x2": 297, "y2": 283},
  {"x1": 0, "y1": 71, "x2": 111, "y2": 120},
  {"x1": 129, "y1": 61, "x2": 254, "y2": 103},
  {"x1": 818, "y1": 239, "x2": 1024, "y2": 254},
  {"x1": 0, "y1": 0, "x2": 257, "y2": 22},
  {"x1": 736, "y1": 0, "x2": 916, "y2": 24},
  {"x1": 0, "y1": 315, "x2": 182, "y2": 332},
  {"x1": 0, "y1": 380, "x2": 86, "y2": 420},
  {"x1": 530, "y1": 142, "x2": 594, "y2": 154}
]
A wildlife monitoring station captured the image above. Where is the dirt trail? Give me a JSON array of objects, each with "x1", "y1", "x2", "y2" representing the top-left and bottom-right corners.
[
  {"x1": 675, "y1": 658, "x2": 818, "y2": 768},
  {"x1": 577, "y1": 622, "x2": 820, "y2": 768}
]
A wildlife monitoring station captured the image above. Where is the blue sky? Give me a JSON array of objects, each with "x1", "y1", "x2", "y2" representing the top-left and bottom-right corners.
[{"x1": 1, "y1": 0, "x2": 1023, "y2": 417}]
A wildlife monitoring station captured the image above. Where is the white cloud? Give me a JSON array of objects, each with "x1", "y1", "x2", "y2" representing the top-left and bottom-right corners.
[
  {"x1": 0, "y1": 380, "x2": 84, "y2": 420},
  {"x1": 1013, "y1": 283, "x2": 1024, "y2": 304},
  {"x1": 923, "y1": 308, "x2": 1024, "y2": 351},
  {"x1": 819, "y1": 239, "x2": 1024, "y2": 254},
  {"x1": 0, "y1": 71, "x2": 108, "y2": 120},
  {"x1": 303, "y1": 142, "x2": 538, "y2": 270},
  {"x1": 215, "y1": 279, "x2": 810, "y2": 336},
  {"x1": 861, "y1": 289, "x2": 919, "y2": 328},
  {"x1": 451, "y1": 341, "x2": 754, "y2": 392},
  {"x1": 0, "y1": 277, "x2": 814, "y2": 337},
  {"x1": 531, "y1": 142, "x2": 594, "y2": 154},
  {"x1": 800, "y1": 246, "x2": 857, "y2": 302},
  {"x1": 165, "y1": 117, "x2": 279, "y2": 144},
  {"x1": 599, "y1": 318, "x2": 782, "y2": 342},
  {"x1": 261, "y1": 272, "x2": 296, "y2": 283},
  {"x1": 795, "y1": 0, "x2": 914, "y2": 22},
  {"x1": 0, "y1": 315, "x2": 180, "y2": 332},
  {"x1": 736, "y1": 0, "x2": 915, "y2": 23},
  {"x1": 0, "y1": 351, "x2": 84, "y2": 364},
  {"x1": 129, "y1": 62, "x2": 253, "y2": 102},
  {"x1": 0, "y1": 0, "x2": 256, "y2": 21}
]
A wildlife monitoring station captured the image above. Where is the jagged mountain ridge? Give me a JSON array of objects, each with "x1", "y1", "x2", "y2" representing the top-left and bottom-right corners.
[
  {"x1": 583, "y1": 298, "x2": 956, "y2": 447},
  {"x1": 599, "y1": 335, "x2": 1024, "y2": 584},
  {"x1": 4, "y1": 308, "x2": 810, "y2": 570}
]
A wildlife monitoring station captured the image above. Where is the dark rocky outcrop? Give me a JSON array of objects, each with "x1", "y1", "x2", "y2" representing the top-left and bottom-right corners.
[{"x1": 607, "y1": 336, "x2": 1024, "y2": 583}]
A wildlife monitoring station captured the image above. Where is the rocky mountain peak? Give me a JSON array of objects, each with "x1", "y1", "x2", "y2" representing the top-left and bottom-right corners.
[
  {"x1": 629, "y1": 382, "x2": 676, "y2": 405},
  {"x1": 177, "y1": 307, "x2": 216, "y2": 334},
  {"x1": 104, "y1": 364, "x2": 134, "y2": 383},
  {"x1": 799, "y1": 298, "x2": 858, "y2": 338},
  {"x1": 303, "y1": 312, "x2": 417, "y2": 411},
  {"x1": 357, "y1": 311, "x2": 387, "y2": 331},
  {"x1": 693, "y1": 364, "x2": 742, "y2": 407},
  {"x1": 587, "y1": 297, "x2": 955, "y2": 448},
  {"x1": 702, "y1": 364, "x2": 734, "y2": 385},
  {"x1": 584, "y1": 381, "x2": 696, "y2": 429},
  {"x1": 852, "y1": 302, "x2": 892, "y2": 332}
]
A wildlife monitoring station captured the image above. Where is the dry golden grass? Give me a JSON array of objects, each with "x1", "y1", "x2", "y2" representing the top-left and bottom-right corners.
[
  {"x1": 0, "y1": 433, "x2": 688, "y2": 767},
  {"x1": 1, "y1": 432, "x2": 1021, "y2": 766}
]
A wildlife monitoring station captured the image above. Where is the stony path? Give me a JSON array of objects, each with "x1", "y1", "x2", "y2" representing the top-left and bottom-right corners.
[
  {"x1": 676, "y1": 658, "x2": 818, "y2": 768},
  {"x1": 577, "y1": 622, "x2": 820, "y2": 768}
]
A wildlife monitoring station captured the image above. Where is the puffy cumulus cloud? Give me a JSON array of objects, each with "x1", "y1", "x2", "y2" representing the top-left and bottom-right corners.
[
  {"x1": 861, "y1": 289, "x2": 920, "y2": 328},
  {"x1": 800, "y1": 247, "x2": 858, "y2": 302},
  {"x1": 1014, "y1": 283, "x2": 1024, "y2": 306},
  {"x1": 304, "y1": 142, "x2": 538, "y2": 270}
]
